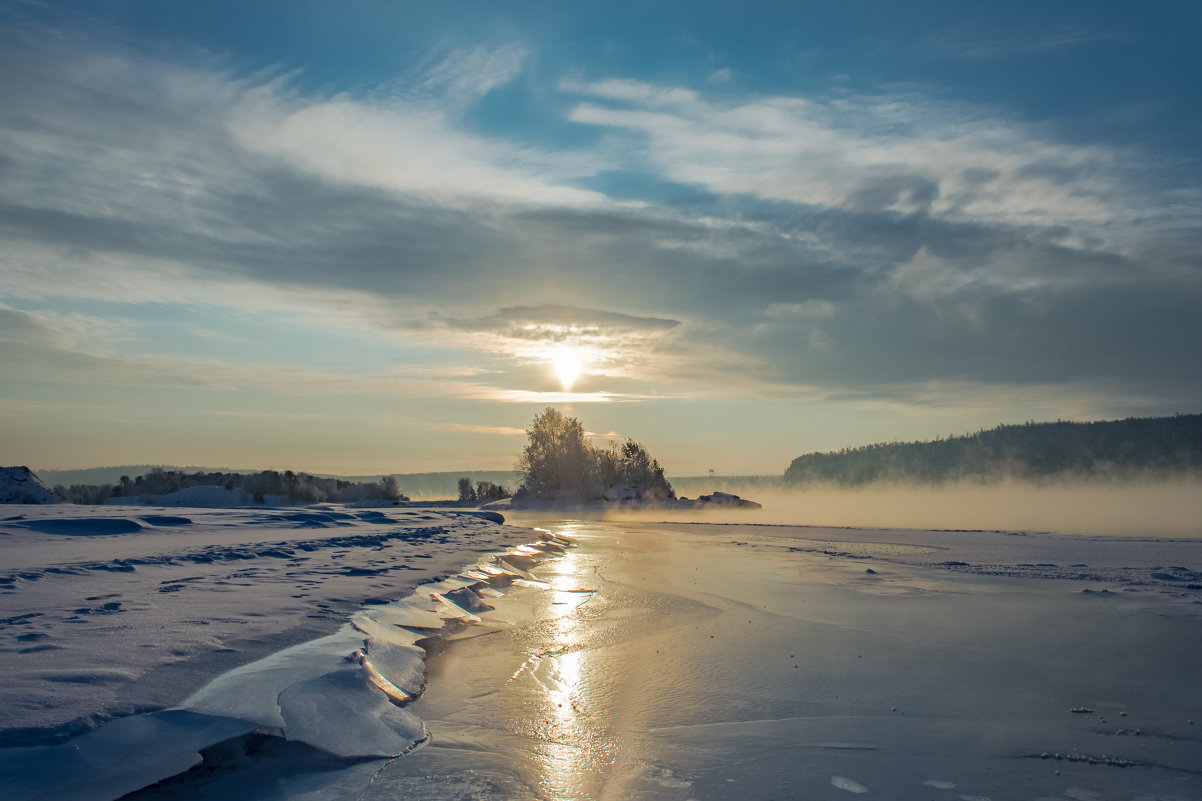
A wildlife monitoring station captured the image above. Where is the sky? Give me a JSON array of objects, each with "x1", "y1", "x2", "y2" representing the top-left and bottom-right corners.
[{"x1": 2, "y1": 1, "x2": 1200, "y2": 476}]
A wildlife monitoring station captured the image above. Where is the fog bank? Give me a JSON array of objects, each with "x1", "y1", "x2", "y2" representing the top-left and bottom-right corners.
[{"x1": 652, "y1": 477, "x2": 1202, "y2": 537}]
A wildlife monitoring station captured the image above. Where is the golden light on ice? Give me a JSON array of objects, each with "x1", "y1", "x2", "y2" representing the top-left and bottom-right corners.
[
  {"x1": 535, "y1": 544, "x2": 602, "y2": 800},
  {"x1": 550, "y1": 348, "x2": 585, "y2": 391}
]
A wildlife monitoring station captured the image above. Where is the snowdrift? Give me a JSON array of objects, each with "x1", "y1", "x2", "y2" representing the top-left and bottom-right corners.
[{"x1": 0, "y1": 468, "x2": 58, "y2": 504}]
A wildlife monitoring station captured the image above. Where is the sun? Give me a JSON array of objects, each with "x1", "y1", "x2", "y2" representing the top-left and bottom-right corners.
[{"x1": 550, "y1": 348, "x2": 584, "y2": 391}]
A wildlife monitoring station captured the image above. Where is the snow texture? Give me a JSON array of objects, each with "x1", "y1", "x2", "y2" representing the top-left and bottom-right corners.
[{"x1": 0, "y1": 504, "x2": 571, "y2": 800}]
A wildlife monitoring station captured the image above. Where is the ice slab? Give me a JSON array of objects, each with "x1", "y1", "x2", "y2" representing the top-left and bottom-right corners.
[
  {"x1": 431, "y1": 593, "x2": 482, "y2": 623},
  {"x1": 184, "y1": 627, "x2": 364, "y2": 729},
  {"x1": 444, "y1": 585, "x2": 496, "y2": 614},
  {"x1": 361, "y1": 598, "x2": 452, "y2": 631},
  {"x1": 0, "y1": 710, "x2": 255, "y2": 801},
  {"x1": 277, "y1": 669, "x2": 425, "y2": 758},
  {"x1": 358, "y1": 640, "x2": 427, "y2": 699}
]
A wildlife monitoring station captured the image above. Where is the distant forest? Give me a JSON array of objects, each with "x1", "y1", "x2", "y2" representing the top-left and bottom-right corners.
[
  {"x1": 39, "y1": 467, "x2": 519, "y2": 501},
  {"x1": 784, "y1": 414, "x2": 1202, "y2": 487},
  {"x1": 54, "y1": 468, "x2": 406, "y2": 505}
]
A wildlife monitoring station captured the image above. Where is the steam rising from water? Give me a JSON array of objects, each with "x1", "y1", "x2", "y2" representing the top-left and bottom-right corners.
[{"x1": 647, "y1": 477, "x2": 1202, "y2": 537}]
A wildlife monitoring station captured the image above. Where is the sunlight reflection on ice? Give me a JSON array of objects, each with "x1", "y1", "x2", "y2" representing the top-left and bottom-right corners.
[
  {"x1": 530, "y1": 543, "x2": 607, "y2": 800},
  {"x1": 542, "y1": 648, "x2": 588, "y2": 800}
]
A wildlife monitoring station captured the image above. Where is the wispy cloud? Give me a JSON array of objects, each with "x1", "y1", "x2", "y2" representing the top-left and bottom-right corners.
[
  {"x1": 923, "y1": 26, "x2": 1119, "y2": 60},
  {"x1": 412, "y1": 44, "x2": 530, "y2": 104},
  {"x1": 566, "y1": 78, "x2": 1123, "y2": 228},
  {"x1": 428, "y1": 423, "x2": 528, "y2": 436}
]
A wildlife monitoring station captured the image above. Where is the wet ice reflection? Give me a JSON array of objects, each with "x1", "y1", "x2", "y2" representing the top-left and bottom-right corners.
[
  {"x1": 540, "y1": 649, "x2": 592, "y2": 801},
  {"x1": 526, "y1": 537, "x2": 612, "y2": 801}
]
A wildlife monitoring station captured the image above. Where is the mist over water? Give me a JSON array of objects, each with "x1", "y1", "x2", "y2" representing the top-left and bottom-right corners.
[{"x1": 653, "y1": 476, "x2": 1202, "y2": 537}]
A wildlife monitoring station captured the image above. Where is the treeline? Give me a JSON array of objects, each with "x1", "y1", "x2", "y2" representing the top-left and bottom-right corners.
[
  {"x1": 457, "y1": 478, "x2": 512, "y2": 503},
  {"x1": 379, "y1": 471, "x2": 518, "y2": 499},
  {"x1": 54, "y1": 468, "x2": 407, "y2": 505},
  {"x1": 39, "y1": 467, "x2": 523, "y2": 499},
  {"x1": 784, "y1": 414, "x2": 1202, "y2": 487},
  {"x1": 516, "y1": 408, "x2": 675, "y2": 501}
]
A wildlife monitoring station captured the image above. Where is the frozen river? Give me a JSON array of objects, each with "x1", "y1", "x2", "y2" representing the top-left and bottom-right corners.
[
  {"x1": 360, "y1": 518, "x2": 1202, "y2": 801},
  {"x1": 4, "y1": 509, "x2": 1202, "y2": 800}
]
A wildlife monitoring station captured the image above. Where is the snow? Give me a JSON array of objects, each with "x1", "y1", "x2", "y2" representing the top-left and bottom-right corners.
[
  {"x1": 0, "y1": 505, "x2": 535, "y2": 740},
  {"x1": 0, "y1": 503, "x2": 581, "y2": 800},
  {"x1": 831, "y1": 776, "x2": 869, "y2": 793},
  {"x1": 0, "y1": 467, "x2": 58, "y2": 504}
]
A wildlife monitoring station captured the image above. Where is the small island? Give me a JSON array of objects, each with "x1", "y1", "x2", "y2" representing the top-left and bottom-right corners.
[{"x1": 490, "y1": 408, "x2": 761, "y2": 512}]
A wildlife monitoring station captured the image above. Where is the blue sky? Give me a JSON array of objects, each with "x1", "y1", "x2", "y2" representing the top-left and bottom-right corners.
[{"x1": 1, "y1": 1, "x2": 1200, "y2": 474}]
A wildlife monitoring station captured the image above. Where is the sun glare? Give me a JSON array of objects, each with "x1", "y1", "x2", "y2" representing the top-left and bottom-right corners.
[{"x1": 551, "y1": 348, "x2": 584, "y2": 391}]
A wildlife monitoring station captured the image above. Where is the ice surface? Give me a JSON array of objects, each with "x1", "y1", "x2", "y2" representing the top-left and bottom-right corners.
[
  {"x1": 354, "y1": 517, "x2": 1202, "y2": 801},
  {"x1": 642, "y1": 520, "x2": 1202, "y2": 596}
]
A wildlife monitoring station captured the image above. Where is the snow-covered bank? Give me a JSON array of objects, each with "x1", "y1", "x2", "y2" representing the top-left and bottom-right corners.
[
  {"x1": 0, "y1": 506, "x2": 537, "y2": 738},
  {"x1": 0, "y1": 504, "x2": 573, "y2": 800}
]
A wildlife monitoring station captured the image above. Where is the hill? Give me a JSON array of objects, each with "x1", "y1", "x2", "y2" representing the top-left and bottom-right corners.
[{"x1": 784, "y1": 414, "x2": 1202, "y2": 487}]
